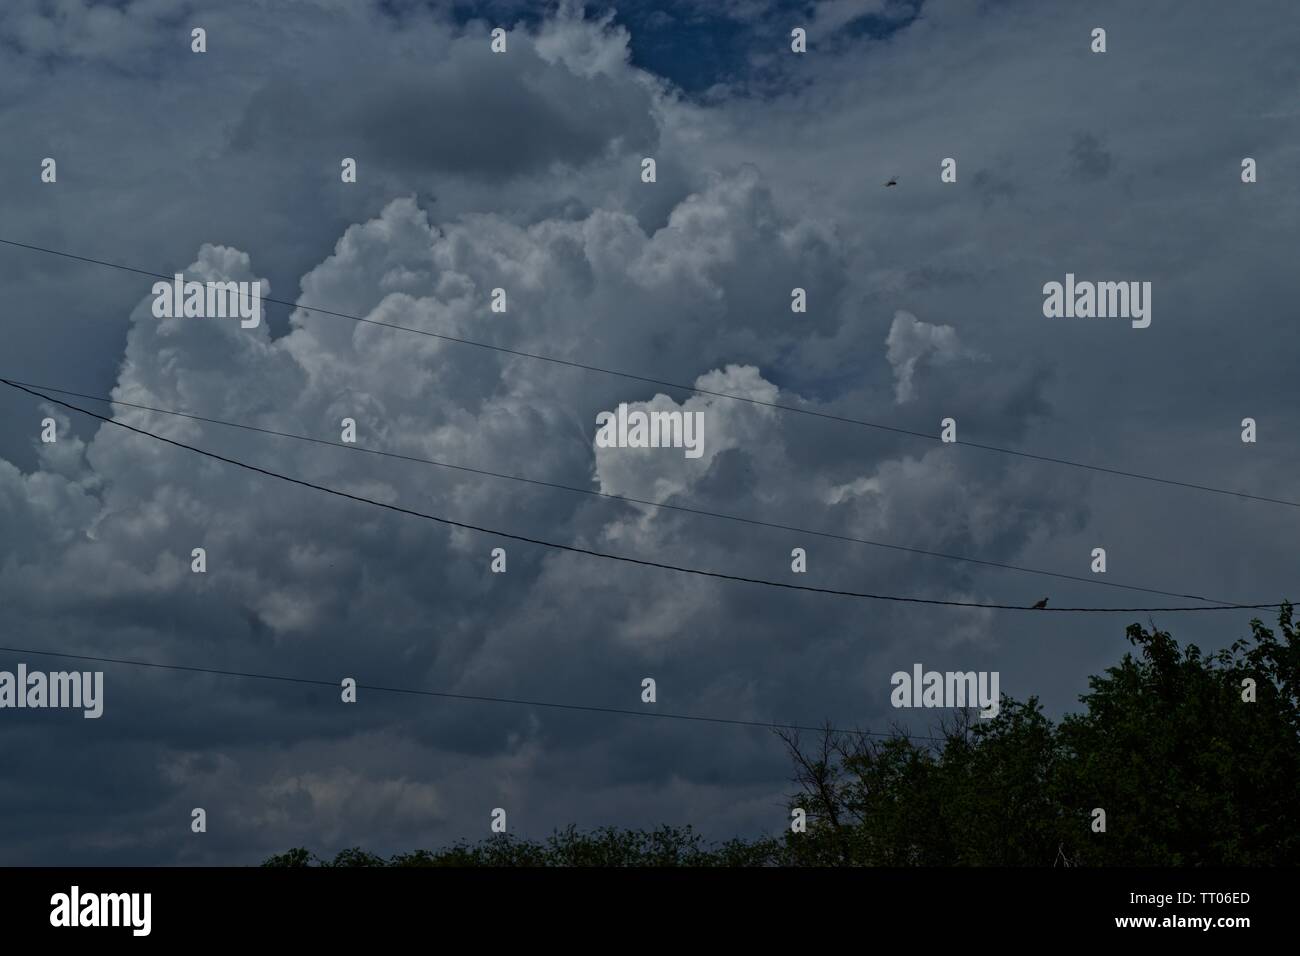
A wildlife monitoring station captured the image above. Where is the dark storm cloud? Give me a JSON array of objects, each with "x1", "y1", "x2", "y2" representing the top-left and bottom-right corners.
[{"x1": 229, "y1": 36, "x2": 658, "y2": 180}]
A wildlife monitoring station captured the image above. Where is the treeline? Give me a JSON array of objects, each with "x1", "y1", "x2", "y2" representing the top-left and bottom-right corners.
[
  {"x1": 263, "y1": 827, "x2": 782, "y2": 867},
  {"x1": 265, "y1": 606, "x2": 1300, "y2": 867}
]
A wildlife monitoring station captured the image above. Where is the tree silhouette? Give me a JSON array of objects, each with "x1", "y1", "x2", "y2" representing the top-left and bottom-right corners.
[{"x1": 779, "y1": 603, "x2": 1300, "y2": 865}]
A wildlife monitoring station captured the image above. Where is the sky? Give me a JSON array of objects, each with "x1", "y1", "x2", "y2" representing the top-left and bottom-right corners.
[{"x1": 0, "y1": 0, "x2": 1297, "y2": 865}]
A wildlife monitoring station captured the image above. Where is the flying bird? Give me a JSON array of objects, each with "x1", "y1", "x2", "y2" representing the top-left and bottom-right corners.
[
  {"x1": 1032, "y1": 597, "x2": 1049, "y2": 609},
  {"x1": 884, "y1": 177, "x2": 898, "y2": 187}
]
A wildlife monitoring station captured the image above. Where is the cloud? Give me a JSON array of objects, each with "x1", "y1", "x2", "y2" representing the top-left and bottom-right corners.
[
  {"x1": 0, "y1": 163, "x2": 1069, "y2": 860},
  {"x1": 230, "y1": 20, "x2": 659, "y2": 183},
  {"x1": 884, "y1": 310, "x2": 979, "y2": 404}
]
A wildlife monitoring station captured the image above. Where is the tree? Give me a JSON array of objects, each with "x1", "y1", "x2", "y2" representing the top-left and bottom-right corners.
[
  {"x1": 779, "y1": 604, "x2": 1300, "y2": 865},
  {"x1": 1054, "y1": 606, "x2": 1300, "y2": 865}
]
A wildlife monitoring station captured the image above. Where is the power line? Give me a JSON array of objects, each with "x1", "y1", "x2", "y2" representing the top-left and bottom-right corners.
[
  {"x1": 0, "y1": 376, "x2": 1239, "y2": 605},
  {"x1": 2, "y1": 235, "x2": 1296, "y2": 510},
  {"x1": 2, "y1": 378, "x2": 1284, "y2": 614},
  {"x1": 0, "y1": 643, "x2": 941, "y2": 742}
]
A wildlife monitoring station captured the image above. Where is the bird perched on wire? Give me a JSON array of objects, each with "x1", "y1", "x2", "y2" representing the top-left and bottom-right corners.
[
  {"x1": 884, "y1": 177, "x2": 898, "y2": 187},
  {"x1": 1032, "y1": 597, "x2": 1049, "y2": 609}
]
